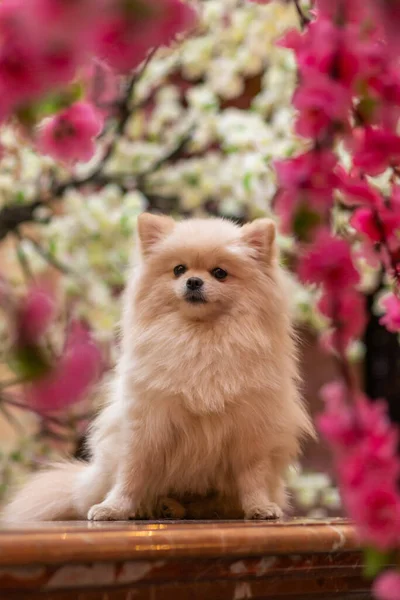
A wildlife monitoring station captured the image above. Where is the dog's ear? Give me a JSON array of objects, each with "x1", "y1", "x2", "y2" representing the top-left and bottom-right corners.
[
  {"x1": 137, "y1": 213, "x2": 175, "y2": 257},
  {"x1": 241, "y1": 218, "x2": 277, "y2": 263}
]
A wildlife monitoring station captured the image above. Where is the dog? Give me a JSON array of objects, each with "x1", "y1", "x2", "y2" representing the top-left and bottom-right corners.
[{"x1": 3, "y1": 214, "x2": 314, "y2": 522}]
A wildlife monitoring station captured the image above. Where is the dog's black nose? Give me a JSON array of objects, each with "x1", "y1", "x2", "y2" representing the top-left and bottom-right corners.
[{"x1": 186, "y1": 277, "x2": 204, "y2": 291}]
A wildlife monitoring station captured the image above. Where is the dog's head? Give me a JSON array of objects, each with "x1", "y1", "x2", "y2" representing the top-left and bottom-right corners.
[{"x1": 135, "y1": 213, "x2": 278, "y2": 321}]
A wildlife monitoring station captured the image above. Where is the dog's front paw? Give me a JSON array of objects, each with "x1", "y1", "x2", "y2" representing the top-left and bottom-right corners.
[
  {"x1": 245, "y1": 503, "x2": 283, "y2": 520},
  {"x1": 87, "y1": 502, "x2": 133, "y2": 521},
  {"x1": 158, "y1": 497, "x2": 186, "y2": 519}
]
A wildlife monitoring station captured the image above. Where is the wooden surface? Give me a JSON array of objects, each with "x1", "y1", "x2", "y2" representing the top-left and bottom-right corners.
[{"x1": 0, "y1": 518, "x2": 372, "y2": 599}]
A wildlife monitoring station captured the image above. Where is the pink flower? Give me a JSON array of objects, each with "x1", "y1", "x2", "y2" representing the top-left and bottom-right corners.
[
  {"x1": 297, "y1": 229, "x2": 359, "y2": 290},
  {"x1": 349, "y1": 185, "x2": 400, "y2": 263},
  {"x1": 94, "y1": 13, "x2": 148, "y2": 74},
  {"x1": 84, "y1": 59, "x2": 121, "y2": 117},
  {"x1": 95, "y1": 0, "x2": 196, "y2": 73},
  {"x1": 37, "y1": 101, "x2": 103, "y2": 165},
  {"x1": 315, "y1": 0, "x2": 372, "y2": 23},
  {"x1": 279, "y1": 17, "x2": 362, "y2": 88},
  {"x1": 339, "y1": 437, "x2": 400, "y2": 490},
  {"x1": 293, "y1": 72, "x2": 351, "y2": 138},
  {"x1": 350, "y1": 207, "x2": 381, "y2": 242},
  {"x1": 318, "y1": 382, "x2": 394, "y2": 453},
  {"x1": 373, "y1": 0, "x2": 400, "y2": 54},
  {"x1": 274, "y1": 150, "x2": 338, "y2": 234},
  {"x1": 340, "y1": 178, "x2": 400, "y2": 270},
  {"x1": 0, "y1": 36, "x2": 44, "y2": 109},
  {"x1": 354, "y1": 240, "x2": 382, "y2": 269},
  {"x1": 366, "y1": 60, "x2": 400, "y2": 130},
  {"x1": 279, "y1": 19, "x2": 340, "y2": 78},
  {"x1": 380, "y1": 293, "x2": 400, "y2": 333},
  {"x1": 318, "y1": 381, "x2": 361, "y2": 448},
  {"x1": 352, "y1": 485, "x2": 400, "y2": 549},
  {"x1": 337, "y1": 168, "x2": 382, "y2": 207},
  {"x1": 374, "y1": 571, "x2": 400, "y2": 600},
  {"x1": 351, "y1": 127, "x2": 400, "y2": 176},
  {"x1": 26, "y1": 321, "x2": 102, "y2": 413},
  {"x1": 275, "y1": 150, "x2": 337, "y2": 195},
  {"x1": 31, "y1": 0, "x2": 100, "y2": 31},
  {"x1": 317, "y1": 290, "x2": 366, "y2": 351},
  {"x1": 319, "y1": 380, "x2": 400, "y2": 549},
  {"x1": 0, "y1": 0, "x2": 81, "y2": 108},
  {"x1": 381, "y1": 186, "x2": 400, "y2": 251},
  {"x1": 16, "y1": 285, "x2": 55, "y2": 345}
]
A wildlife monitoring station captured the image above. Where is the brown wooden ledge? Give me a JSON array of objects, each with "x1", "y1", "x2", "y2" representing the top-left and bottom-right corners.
[{"x1": 0, "y1": 518, "x2": 371, "y2": 599}]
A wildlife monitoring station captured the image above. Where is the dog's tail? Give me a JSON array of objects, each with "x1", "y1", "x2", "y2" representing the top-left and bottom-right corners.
[{"x1": 2, "y1": 461, "x2": 90, "y2": 523}]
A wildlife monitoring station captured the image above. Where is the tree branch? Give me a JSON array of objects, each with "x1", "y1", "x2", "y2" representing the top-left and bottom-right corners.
[
  {"x1": 0, "y1": 201, "x2": 42, "y2": 242},
  {"x1": 136, "y1": 128, "x2": 194, "y2": 190}
]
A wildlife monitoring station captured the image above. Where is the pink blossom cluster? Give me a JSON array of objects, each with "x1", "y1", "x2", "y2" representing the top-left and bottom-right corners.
[
  {"x1": 0, "y1": 0, "x2": 196, "y2": 164},
  {"x1": 2, "y1": 282, "x2": 102, "y2": 414},
  {"x1": 26, "y1": 318, "x2": 102, "y2": 414},
  {"x1": 319, "y1": 380, "x2": 400, "y2": 598},
  {"x1": 37, "y1": 101, "x2": 103, "y2": 165},
  {"x1": 319, "y1": 381, "x2": 400, "y2": 550},
  {"x1": 272, "y1": 2, "x2": 400, "y2": 596},
  {"x1": 274, "y1": 0, "x2": 400, "y2": 339},
  {"x1": 297, "y1": 228, "x2": 366, "y2": 351},
  {"x1": 374, "y1": 570, "x2": 400, "y2": 600}
]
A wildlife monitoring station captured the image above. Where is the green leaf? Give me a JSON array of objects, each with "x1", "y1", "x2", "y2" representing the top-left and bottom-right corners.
[
  {"x1": 293, "y1": 204, "x2": 322, "y2": 242},
  {"x1": 284, "y1": 145, "x2": 297, "y2": 158},
  {"x1": 356, "y1": 96, "x2": 377, "y2": 124},
  {"x1": 15, "y1": 104, "x2": 37, "y2": 128},
  {"x1": 15, "y1": 191, "x2": 25, "y2": 204},
  {"x1": 243, "y1": 172, "x2": 252, "y2": 192},
  {"x1": 17, "y1": 81, "x2": 85, "y2": 127},
  {"x1": 183, "y1": 173, "x2": 200, "y2": 187},
  {"x1": 48, "y1": 239, "x2": 57, "y2": 257},
  {"x1": 9, "y1": 345, "x2": 51, "y2": 381},
  {"x1": 120, "y1": 214, "x2": 132, "y2": 237},
  {"x1": 38, "y1": 82, "x2": 84, "y2": 118},
  {"x1": 363, "y1": 547, "x2": 393, "y2": 579},
  {"x1": 9, "y1": 450, "x2": 22, "y2": 463}
]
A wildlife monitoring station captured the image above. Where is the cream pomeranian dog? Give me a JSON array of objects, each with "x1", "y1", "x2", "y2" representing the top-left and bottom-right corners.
[{"x1": 3, "y1": 214, "x2": 314, "y2": 522}]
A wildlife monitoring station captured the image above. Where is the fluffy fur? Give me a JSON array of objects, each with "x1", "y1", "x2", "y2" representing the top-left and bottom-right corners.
[{"x1": 3, "y1": 214, "x2": 314, "y2": 522}]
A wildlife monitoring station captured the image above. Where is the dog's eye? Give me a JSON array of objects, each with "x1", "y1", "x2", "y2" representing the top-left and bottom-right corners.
[
  {"x1": 212, "y1": 267, "x2": 228, "y2": 281},
  {"x1": 174, "y1": 264, "x2": 187, "y2": 277}
]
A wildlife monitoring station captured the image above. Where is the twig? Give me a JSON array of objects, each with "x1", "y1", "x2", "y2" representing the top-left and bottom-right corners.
[
  {"x1": 330, "y1": 294, "x2": 357, "y2": 403},
  {"x1": 293, "y1": 0, "x2": 310, "y2": 29},
  {"x1": 2, "y1": 395, "x2": 68, "y2": 427},
  {"x1": 2, "y1": 393, "x2": 92, "y2": 429},
  {"x1": 115, "y1": 48, "x2": 157, "y2": 136},
  {"x1": 0, "y1": 402, "x2": 25, "y2": 435},
  {"x1": 0, "y1": 377, "x2": 26, "y2": 390},
  {"x1": 35, "y1": 424, "x2": 77, "y2": 444},
  {"x1": 14, "y1": 233, "x2": 35, "y2": 282},
  {"x1": 23, "y1": 235, "x2": 75, "y2": 276},
  {"x1": 136, "y1": 128, "x2": 194, "y2": 189}
]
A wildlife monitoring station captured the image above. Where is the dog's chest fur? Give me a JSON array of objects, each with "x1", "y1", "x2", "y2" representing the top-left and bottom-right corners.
[{"x1": 127, "y1": 312, "x2": 279, "y2": 414}]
